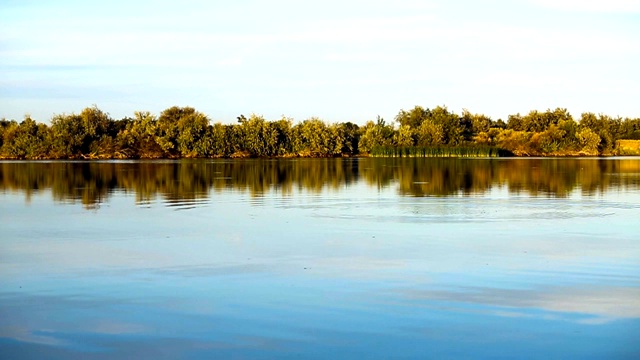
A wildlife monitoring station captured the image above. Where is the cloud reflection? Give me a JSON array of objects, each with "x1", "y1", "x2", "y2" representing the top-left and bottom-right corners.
[{"x1": 403, "y1": 285, "x2": 640, "y2": 323}]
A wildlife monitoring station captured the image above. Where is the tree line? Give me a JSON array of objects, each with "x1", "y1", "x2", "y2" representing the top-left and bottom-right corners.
[{"x1": 1, "y1": 105, "x2": 639, "y2": 159}]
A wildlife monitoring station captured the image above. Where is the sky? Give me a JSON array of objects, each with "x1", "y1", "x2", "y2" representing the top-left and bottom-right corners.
[{"x1": 1, "y1": 0, "x2": 639, "y2": 124}]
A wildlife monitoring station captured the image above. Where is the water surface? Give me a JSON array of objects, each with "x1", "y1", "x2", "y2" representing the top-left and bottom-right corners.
[{"x1": 1, "y1": 158, "x2": 639, "y2": 359}]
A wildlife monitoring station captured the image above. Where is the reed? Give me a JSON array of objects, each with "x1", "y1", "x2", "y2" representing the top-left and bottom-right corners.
[{"x1": 369, "y1": 146, "x2": 510, "y2": 157}]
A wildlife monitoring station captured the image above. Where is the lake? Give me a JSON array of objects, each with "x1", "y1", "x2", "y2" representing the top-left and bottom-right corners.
[{"x1": 1, "y1": 158, "x2": 639, "y2": 359}]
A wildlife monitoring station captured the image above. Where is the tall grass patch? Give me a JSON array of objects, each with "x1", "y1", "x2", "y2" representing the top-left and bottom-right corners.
[{"x1": 370, "y1": 146, "x2": 510, "y2": 157}]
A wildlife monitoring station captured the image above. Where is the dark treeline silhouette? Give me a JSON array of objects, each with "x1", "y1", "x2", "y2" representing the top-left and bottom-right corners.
[
  {"x1": 2, "y1": 158, "x2": 639, "y2": 208},
  {"x1": 1, "y1": 105, "x2": 640, "y2": 160}
]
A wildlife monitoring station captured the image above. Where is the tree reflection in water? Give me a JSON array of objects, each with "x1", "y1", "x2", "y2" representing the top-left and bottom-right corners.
[{"x1": 1, "y1": 158, "x2": 639, "y2": 208}]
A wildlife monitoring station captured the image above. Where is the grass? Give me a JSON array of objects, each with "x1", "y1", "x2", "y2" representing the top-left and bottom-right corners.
[{"x1": 615, "y1": 140, "x2": 640, "y2": 156}]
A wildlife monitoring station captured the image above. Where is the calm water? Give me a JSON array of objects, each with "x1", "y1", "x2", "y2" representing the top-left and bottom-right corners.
[{"x1": 1, "y1": 158, "x2": 639, "y2": 359}]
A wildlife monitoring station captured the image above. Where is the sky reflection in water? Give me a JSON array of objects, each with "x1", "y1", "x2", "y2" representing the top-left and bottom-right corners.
[{"x1": 1, "y1": 158, "x2": 639, "y2": 359}]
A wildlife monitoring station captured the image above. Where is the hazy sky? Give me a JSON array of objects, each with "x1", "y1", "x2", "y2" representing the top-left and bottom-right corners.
[{"x1": 1, "y1": 0, "x2": 639, "y2": 124}]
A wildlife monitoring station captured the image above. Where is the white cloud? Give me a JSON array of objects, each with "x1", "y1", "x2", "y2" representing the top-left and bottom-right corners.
[
  {"x1": 531, "y1": 0, "x2": 640, "y2": 12},
  {"x1": 1, "y1": 0, "x2": 639, "y2": 121}
]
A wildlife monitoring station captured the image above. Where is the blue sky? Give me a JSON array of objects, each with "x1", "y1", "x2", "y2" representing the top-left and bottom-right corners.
[{"x1": 1, "y1": 0, "x2": 639, "y2": 124}]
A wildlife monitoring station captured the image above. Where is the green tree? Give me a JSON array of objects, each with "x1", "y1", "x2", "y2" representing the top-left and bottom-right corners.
[
  {"x1": 272, "y1": 117, "x2": 295, "y2": 156},
  {"x1": 415, "y1": 120, "x2": 444, "y2": 146},
  {"x1": 0, "y1": 119, "x2": 18, "y2": 154},
  {"x1": 395, "y1": 105, "x2": 464, "y2": 145},
  {"x1": 116, "y1": 111, "x2": 164, "y2": 158},
  {"x1": 240, "y1": 114, "x2": 284, "y2": 157},
  {"x1": 535, "y1": 124, "x2": 566, "y2": 154},
  {"x1": 156, "y1": 106, "x2": 190, "y2": 156},
  {"x1": 395, "y1": 106, "x2": 430, "y2": 129},
  {"x1": 579, "y1": 113, "x2": 615, "y2": 153},
  {"x1": 556, "y1": 118, "x2": 579, "y2": 152},
  {"x1": 495, "y1": 129, "x2": 533, "y2": 156},
  {"x1": 510, "y1": 108, "x2": 572, "y2": 133},
  {"x1": 359, "y1": 117, "x2": 394, "y2": 153},
  {"x1": 492, "y1": 119, "x2": 507, "y2": 129},
  {"x1": 507, "y1": 113, "x2": 525, "y2": 131},
  {"x1": 209, "y1": 123, "x2": 229, "y2": 157},
  {"x1": 178, "y1": 112, "x2": 212, "y2": 157},
  {"x1": 620, "y1": 118, "x2": 640, "y2": 140},
  {"x1": 394, "y1": 124, "x2": 415, "y2": 147},
  {"x1": 50, "y1": 106, "x2": 111, "y2": 158},
  {"x1": 335, "y1": 122, "x2": 360, "y2": 155},
  {"x1": 292, "y1": 118, "x2": 337, "y2": 156},
  {"x1": 1, "y1": 117, "x2": 50, "y2": 158},
  {"x1": 430, "y1": 106, "x2": 463, "y2": 145},
  {"x1": 576, "y1": 128, "x2": 601, "y2": 155},
  {"x1": 461, "y1": 109, "x2": 491, "y2": 141},
  {"x1": 156, "y1": 106, "x2": 211, "y2": 157}
]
